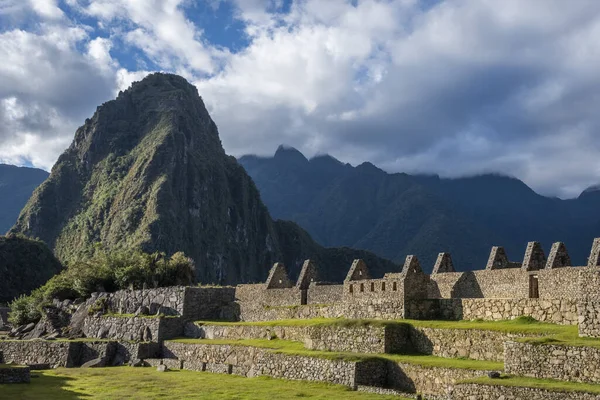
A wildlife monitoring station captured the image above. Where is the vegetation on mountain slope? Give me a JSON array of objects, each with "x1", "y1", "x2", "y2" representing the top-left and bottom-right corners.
[
  {"x1": 7, "y1": 73, "x2": 394, "y2": 299},
  {"x1": 0, "y1": 234, "x2": 63, "y2": 303}
]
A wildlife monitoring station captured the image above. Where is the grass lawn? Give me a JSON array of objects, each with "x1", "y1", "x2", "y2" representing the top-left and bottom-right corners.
[
  {"x1": 516, "y1": 329, "x2": 600, "y2": 350},
  {"x1": 461, "y1": 374, "x2": 600, "y2": 394},
  {"x1": 194, "y1": 316, "x2": 574, "y2": 336},
  {"x1": 0, "y1": 367, "x2": 408, "y2": 400},
  {"x1": 169, "y1": 338, "x2": 503, "y2": 371}
]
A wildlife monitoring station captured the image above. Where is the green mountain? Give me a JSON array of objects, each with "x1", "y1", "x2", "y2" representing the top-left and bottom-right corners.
[
  {"x1": 0, "y1": 235, "x2": 63, "y2": 303},
  {"x1": 0, "y1": 164, "x2": 48, "y2": 234},
  {"x1": 239, "y1": 147, "x2": 600, "y2": 271},
  {"x1": 9, "y1": 73, "x2": 395, "y2": 286}
]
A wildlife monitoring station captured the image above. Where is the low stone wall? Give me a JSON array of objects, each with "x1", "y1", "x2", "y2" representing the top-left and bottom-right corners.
[
  {"x1": 577, "y1": 301, "x2": 600, "y2": 337},
  {"x1": 388, "y1": 362, "x2": 492, "y2": 396},
  {"x1": 0, "y1": 365, "x2": 30, "y2": 383},
  {"x1": 82, "y1": 315, "x2": 183, "y2": 341},
  {"x1": 0, "y1": 340, "x2": 159, "y2": 368},
  {"x1": 162, "y1": 342, "x2": 386, "y2": 388},
  {"x1": 238, "y1": 301, "x2": 406, "y2": 322},
  {"x1": 505, "y1": 341, "x2": 600, "y2": 383},
  {"x1": 303, "y1": 324, "x2": 408, "y2": 354},
  {"x1": 184, "y1": 323, "x2": 409, "y2": 354},
  {"x1": 409, "y1": 327, "x2": 533, "y2": 362},
  {"x1": 451, "y1": 383, "x2": 600, "y2": 399},
  {"x1": 0, "y1": 340, "x2": 75, "y2": 368},
  {"x1": 459, "y1": 298, "x2": 578, "y2": 325}
]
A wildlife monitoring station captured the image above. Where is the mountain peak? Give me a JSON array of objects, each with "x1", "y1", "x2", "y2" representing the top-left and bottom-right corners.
[
  {"x1": 274, "y1": 145, "x2": 309, "y2": 164},
  {"x1": 579, "y1": 184, "x2": 600, "y2": 199}
]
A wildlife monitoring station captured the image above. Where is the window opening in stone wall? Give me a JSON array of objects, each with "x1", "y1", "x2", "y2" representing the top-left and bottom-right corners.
[
  {"x1": 360, "y1": 283, "x2": 364, "y2": 292},
  {"x1": 349, "y1": 284, "x2": 353, "y2": 293},
  {"x1": 278, "y1": 279, "x2": 282, "y2": 284},
  {"x1": 359, "y1": 270, "x2": 362, "y2": 276},
  {"x1": 393, "y1": 282, "x2": 397, "y2": 291},
  {"x1": 529, "y1": 274, "x2": 539, "y2": 299},
  {"x1": 370, "y1": 282, "x2": 375, "y2": 291},
  {"x1": 382, "y1": 282, "x2": 386, "y2": 291}
]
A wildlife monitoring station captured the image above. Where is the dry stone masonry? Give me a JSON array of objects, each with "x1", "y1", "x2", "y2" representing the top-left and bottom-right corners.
[{"x1": 3, "y1": 237, "x2": 600, "y2": 397}]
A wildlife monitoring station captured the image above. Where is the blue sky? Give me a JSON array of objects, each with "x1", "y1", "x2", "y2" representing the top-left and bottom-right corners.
[{"x1": 1, "y1": 0, "x2": 600, "y2": 198}]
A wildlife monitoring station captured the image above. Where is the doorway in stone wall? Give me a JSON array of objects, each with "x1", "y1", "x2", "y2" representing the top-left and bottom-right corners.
[{"x1": 529, "y1": 274, "x2": 539, "y2": 298}]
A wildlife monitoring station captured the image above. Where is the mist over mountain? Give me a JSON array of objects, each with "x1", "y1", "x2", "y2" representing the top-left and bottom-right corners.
[
  {"x1": 239, "y1": 146, "x2": 600, "y2": 271},
  {"x1": 0, "y1": 165, "x2": 49, "y2": 234},
  {"x1": 7, "y1": 73, "x2": 394, "y2": 291}
]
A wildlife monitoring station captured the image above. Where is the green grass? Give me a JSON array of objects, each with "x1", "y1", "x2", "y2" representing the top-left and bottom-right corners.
[
  {"x1": 517, "y1": 330, "x2": 600, "y2": 349},
  {"x1": 0, "y1": 363, "x2": 28, "y2": 369},
  {"x1": 194, "y1": 316, "x2": 575, "y2": 336},
  {"x1": 461, "y1": 374, "x2": 600, "y2": 394},
  {"x1": 169, "y1": 338, "x2": 503, "y2": 371},
  {"x1": 0, "y1": 367, "x2": 408, "y2": 399}
]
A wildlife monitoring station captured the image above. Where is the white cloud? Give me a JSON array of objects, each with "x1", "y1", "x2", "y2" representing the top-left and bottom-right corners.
[
  {"x1": 1, "y1": 0, "x2": 600, "y2": 198},
  {"x1": 77, "y1": 0, "x2": 221, "y2": 74}
]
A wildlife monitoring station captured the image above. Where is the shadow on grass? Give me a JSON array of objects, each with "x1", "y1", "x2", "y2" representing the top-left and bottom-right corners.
[{"x1": 0, "y1": 373, "x2": 89, "y2": 400}]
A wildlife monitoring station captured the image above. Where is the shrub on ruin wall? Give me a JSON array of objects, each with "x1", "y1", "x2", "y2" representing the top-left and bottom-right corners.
[{"x1": 8, "y1": 247, "x2": 195, "y2": 326}]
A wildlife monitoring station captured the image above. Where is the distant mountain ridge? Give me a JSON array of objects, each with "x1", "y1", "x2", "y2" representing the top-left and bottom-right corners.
[
  {"x1": 7, "y1": 74, "x2": 395, "y2": 294},
  {"x1": 0, "y1": 164, "x2": 49, "y2": 234},
  {"x1": 239, "y1": 146, "x2": 600, "y2": 271}
]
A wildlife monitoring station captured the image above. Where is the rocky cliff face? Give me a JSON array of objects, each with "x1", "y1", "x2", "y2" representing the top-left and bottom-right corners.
[{"x1": 11, "y1": 73, "x2": 394, "y2": 285}]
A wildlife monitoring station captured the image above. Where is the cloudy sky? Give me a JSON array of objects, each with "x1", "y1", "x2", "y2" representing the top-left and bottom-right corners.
[{"x1": 1, "y1": 0, "x2": 599, "y2": 198}]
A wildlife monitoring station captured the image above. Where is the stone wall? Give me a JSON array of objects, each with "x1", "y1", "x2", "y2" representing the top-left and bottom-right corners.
[
  {"x1": 451, "y1": 383, "x2": 600, "y2": 399},
  {"x1": 234, "y1": 284, "x2": 301, "y2": 308},
  {"x1": 409, "y1": 327, "x2": 534, "y2": 362},
  {"x1": 306, "y1": 283, "x2": 343, "y2": 305},
  {"x1": 579, "y1": 268, "x2": 600, "y2": 300},
  {"x1": 106, "y1": 287, "x2": 187, "y2": 316},
  {"x1": 505, "y1": 341, "x2": 600, "y2": 383},
  {"x1": 238, "y1": 301, "x2": 407, "y2": 322},
  {"x1": 343, "y1": 278, "x2": 404, "y2": 304},
  {"x1": 578, "y1": 300, "x2": 600, "y2": 337},
  {"x1": 185, "y1": 323, "x2": 410, "y2": 354},
  {"x1": 459, "y1": 298, "x2": 578, "y2": 325},
  {"x1": 0, "y1": 365, "x2": 30, "y2": 383},
  {"x1": 0, "y1": 340, "x2": 75, "y2": 368},
  {"x1": 183, "y1": 287, "x2": 236, "y2": 321},
  {"x1": 82, "y1": 315, "x2": 183, "y2": 341},
  {"x1": 386, "y1": 362, "x2": 492, "y2": 396},
  {"x1": 0, "y1": 340, "x2": 159, "y2": 368},
  {"x1": 537, "y1": 267, "x2": 582, "y2": 299},
  {"x1": 102, "y1": 286, "x2": 237, "y2": 321},
  {"x1": 428, "y1": 269, "x2": 530, "y2": 299},
  {"x1": 162, "y1": 342, "x2": 386, "y2": 388}
]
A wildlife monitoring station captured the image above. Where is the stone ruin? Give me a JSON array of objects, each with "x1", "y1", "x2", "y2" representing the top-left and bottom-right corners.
[{"x1": 3, "y1": 237, "x2": 600, "y2": 399}]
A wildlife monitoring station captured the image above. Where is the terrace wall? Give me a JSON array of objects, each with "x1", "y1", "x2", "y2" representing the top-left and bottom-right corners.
[
  {"x1": 452, "y1": 383, "x2": 599, "y2": 400},
  {"x1": 162, "y1": 342, "x2": 386, "y2": 388},
  {"x1": 505, "y1": 341, "x2": 600, "y2": 383},
  {"x1": 82, "y1": 315, "x2": 183, "y2": 341}
]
